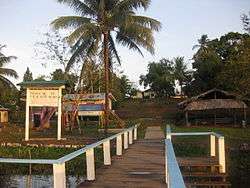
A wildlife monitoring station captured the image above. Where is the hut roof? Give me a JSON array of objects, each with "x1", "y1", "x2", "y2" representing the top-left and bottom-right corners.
[
  {"x1": 0, "y1": 105, "x2": 9, "y2": 111},
  {"x1": 18, "y1": 80, "x2": 67, "y2": 88},
  {"x1": 178, "y1": 88, "x2": 247, "y2": 111},
  {"x1": 185, "y1": 99, "x2": 247, "y2": 111}
]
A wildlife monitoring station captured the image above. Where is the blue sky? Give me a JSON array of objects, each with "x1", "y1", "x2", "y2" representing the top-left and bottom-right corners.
[{"x1": 0, "y1": 0, "x2": 249, "y2": 87}]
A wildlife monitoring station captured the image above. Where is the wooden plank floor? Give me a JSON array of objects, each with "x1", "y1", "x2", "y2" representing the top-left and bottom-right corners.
[{"x1": 78, "y1": 127, "x2": 165, "y2": 188}]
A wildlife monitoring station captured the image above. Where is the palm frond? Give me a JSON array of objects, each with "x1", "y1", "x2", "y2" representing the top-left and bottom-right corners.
[
  {"x1": 51, "y1": 16, "x2": 91, "y2": 30},
  {"x1": 66, "y1": 38, "x2": 93, "y2": 72},
  {"x1": 119, "y1": 23, "x2": 155, "y2": 54},
  {"x1": 56, "y1": 0, "x2": 95, "y2": 16},
  {"x1": 108, "y1": 34, "x2": 121, "y2": 64},
  {"x1": 116, "y1": 32, "x2": 143, "y2": 56},
  {"x1": 0, "y1": 75, "x2": 17, "y2": 90},
  {"x1": 0, "y1": 68, "x2": 18, "y2": 78},
  {"x1": 0, "y1": 56, "x2": 17, "y2": 66},
  {"x1": 66, "y1": 23, "x2": 99, "y2": 44},
  {"x1": 117, "y1": 0, "x2": 151, "y2": 11},
  {"x1": 128, "y1": 15, "x2": 161, "y2": 31}
]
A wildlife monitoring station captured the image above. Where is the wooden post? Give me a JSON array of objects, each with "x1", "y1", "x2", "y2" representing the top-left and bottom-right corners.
[
  {"x1": 218, "y1": 137, "x2": 226, "y2": 173},
  {"x1": 165, "y1": 141, "x2": 168, "y2": 185},
  {"x1": 57, "y1": 87, "x2": 62, "y2": 140},
  {"x1": 103, "y1": 140, "x2": 111, "y2": 165},
  {"x1": 25, "y1": 88, "x2": 30, "y2": 141},
  {"x1": 233, "y1": 111, "x2": 236, "y2": 127},
  {"x1": 214, "y1": 110, "x2": 217, "y2": 126},
  {"x1": 86, "y1": 148, "x2": 95, "y2": 180},
  {"x1": 116, "y1": 135, "x2": 122, "y2": 155},
  {"x1": 129, "y1": 130, "x2": 133, "y2": 144},
  {"x1": 185, "y1": 111, "x2": 189, "y2": 127},
  {"x1": 210, "y1": 135, "x2": 216, "y2": 157},
  {"x1": 53, "y1": 163, "x2": 66, "y2": 188},
  {"x1": 134, "y1": 127, "x2": 137, "y2": 140},
  {"x1": 124, "y1": 132, "x2": 128, "y2": 149}
]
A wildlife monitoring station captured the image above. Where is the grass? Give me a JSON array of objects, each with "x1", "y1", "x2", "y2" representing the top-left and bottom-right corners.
[{"x1": 165, "y1": 125, "x2": 250, "y2": 188}]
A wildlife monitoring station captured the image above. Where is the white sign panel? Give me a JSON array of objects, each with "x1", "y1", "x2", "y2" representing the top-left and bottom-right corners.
[{"x1": 29, "y1": 89, "x2": 59, "y2": 107}]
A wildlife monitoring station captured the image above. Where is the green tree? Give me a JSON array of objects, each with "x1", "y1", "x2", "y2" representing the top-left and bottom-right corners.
[
  {"x1": 51, "y1": 68, "x2": 78, "y2": 92},
  {"x1": 192, "y1": 34, "x2": 210, "y2": 58},
  {"x1": 0, "y1": 44, "x2": 18, "y2": 89},
  {"x1": 23, "y1": 67, "x2": 33, "y2": 81},
  {"x1": 140, "y1": 58, "x2": 175, "y2": 97},
  {"x1": 51, "y1": 0, "x2": 161, "y2": 129},
  {"x1": 187, "y1": 32, "x2": 250, "y2": 97},
  {"x1": 173, "y1": 56, "x2": 189, "y2": 96}
]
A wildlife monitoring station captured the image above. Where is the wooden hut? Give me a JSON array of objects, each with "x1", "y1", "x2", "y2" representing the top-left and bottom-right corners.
[
  {"x1": 0, "y1": 105, "x2": 9, "y2": 123},
  {"x1": 178, "y1": 89, "x2": 247, "y2": 126}
]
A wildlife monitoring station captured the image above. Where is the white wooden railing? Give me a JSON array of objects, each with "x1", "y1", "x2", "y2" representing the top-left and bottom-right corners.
[
  {"x1": 165, "y1": 125, "x2": 226, "y2": 188},
  {"x1": 0, "y1": 124, "x2": 139, "y2": 188}
]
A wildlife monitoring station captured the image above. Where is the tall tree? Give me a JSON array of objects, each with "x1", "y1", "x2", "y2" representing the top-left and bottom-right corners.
[
  {"x1": 140, "y1": 58, "x2": 175, "y2": 97},
  {"x1": 51, "y1": 68, "x2": 78, "y2": 92},
  {"x1": 192, "y1": 35, "x2": 210, "y2": 59},
  {"x1": 173, "y1": 56, "x2": 189, "y2": 96},
  {"x1": 0, "y1": 44, "x2": 18, "y2": 89},
  {"x1": 51, "y1": 0, "x2": 161, "y2": 130},
  {"x1": 23, "y1": 67, "x2": 33, "y2": 81}
]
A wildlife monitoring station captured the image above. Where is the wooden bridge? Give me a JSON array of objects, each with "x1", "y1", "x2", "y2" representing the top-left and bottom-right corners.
[{"x1": 0, "y1": 125, "x2": 230, "y2": 188}]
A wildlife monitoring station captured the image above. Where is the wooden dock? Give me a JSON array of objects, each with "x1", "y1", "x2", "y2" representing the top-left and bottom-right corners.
[
  {"x1": 78, "y1": 127, "x2": 166, "y2": 188},
  {"x1": 77, "y1": 127, "x2": 230, "y2": 188}
]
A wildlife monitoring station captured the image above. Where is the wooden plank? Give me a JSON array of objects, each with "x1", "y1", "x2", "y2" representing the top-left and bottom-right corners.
[{"x1": 79, "y1": 127, "x2": 165, "y2": 188}]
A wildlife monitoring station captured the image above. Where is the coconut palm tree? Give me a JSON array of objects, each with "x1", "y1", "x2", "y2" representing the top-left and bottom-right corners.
[
  {"x1": 173, "y1": 56, "x2": 188, "y2": 96},
  {"x1": 0, "y1": 44, "x2": 18, "y2": 89},
  {"x1": 51, "y1": 0, "x2": 161, "y2": 129}
]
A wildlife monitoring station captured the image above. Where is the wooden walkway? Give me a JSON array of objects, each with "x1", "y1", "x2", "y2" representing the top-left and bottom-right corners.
[{"x1": 78, "y1": 126, "x2": 165, "y2": 188}]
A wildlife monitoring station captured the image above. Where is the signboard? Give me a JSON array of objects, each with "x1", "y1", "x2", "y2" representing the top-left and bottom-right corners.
[
  {"x1": 29, "y1": 89, "x2": 59, "y2": 107},
  {"x1": 64, "y1": 93, "x2": 105, "y2": 101}
]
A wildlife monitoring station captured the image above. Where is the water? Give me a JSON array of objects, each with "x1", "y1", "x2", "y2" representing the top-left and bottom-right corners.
[{"x1": 0, "y1": 175, "x2": 85, "y2": 188}]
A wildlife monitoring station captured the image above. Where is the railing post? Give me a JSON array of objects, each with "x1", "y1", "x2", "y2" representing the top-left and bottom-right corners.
[
  {"x1": 86, "y1": 148, "x2": 95, "y2": 180},
  {"x1": 103, "y1": 140, "x2": 111, "y2": 165},
  {"x1": 166, "y1": 125, "x2": 171, "y2": 140},
  {"x1": 53, "y1": 163, "x2": 66, "y2": 188},
  {"x1": 134, "y1": 126, "x2": 137, "y2": 140},
  {"x1": 116, "y1": 134, "x2": 122, "y2": 155},
  {"x1": 210, "y1": 134, "x2": 216, "y2": 157},
  {"x1": 124, "y1": 132, "x2": 128, "y2": 149},
  {"x1": 218, "y1": 136, "x2": 226, "y2": 173},
  {"x1": 165, "y1": 140, "x2": 168, "y2": 185},
  {"x1": 129, "y1": 130, "x2": 133, "y2": 144}
]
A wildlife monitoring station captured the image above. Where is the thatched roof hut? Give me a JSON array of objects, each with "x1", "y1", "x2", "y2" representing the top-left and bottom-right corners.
[{"x1": 178, "y1": 89, "x2": 247, "y2": 126}]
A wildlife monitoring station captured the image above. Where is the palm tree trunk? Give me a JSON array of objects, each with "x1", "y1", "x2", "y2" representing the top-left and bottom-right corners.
[{"x1": 103, "y1": 32, "x2": 109, "y2": 134}]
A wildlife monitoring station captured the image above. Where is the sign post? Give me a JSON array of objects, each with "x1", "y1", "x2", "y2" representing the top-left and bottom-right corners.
[{"x1": 18, "y1": 81, "x2": 66, "y2": 141}]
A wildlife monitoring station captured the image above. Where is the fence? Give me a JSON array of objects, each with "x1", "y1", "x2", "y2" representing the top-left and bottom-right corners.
[
  {"x1": 165, "y1": 125, "x2": 226, "y2": 188},
  {"x1": 0, "y1": 124, "x2": 139, "y2": 188}
]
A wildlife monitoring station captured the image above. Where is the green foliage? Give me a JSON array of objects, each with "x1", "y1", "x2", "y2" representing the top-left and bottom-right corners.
[
  {"x1": 0, "y1": 44, "x2": 18, "y2": 89},
  {"x1": 185, "y1": 32, "x2": 250, "y2": 97},
  {"x1": 0, "y1": 146, "x2": 106, "y2": 175},
  {"x1": 173, "y1": 56, "x2": 191, "y2": 95},
  {"x1": 140, "y1": 58, "x2": 175, "y2": 97},
  {"x1": 23, "y1": 67, "x2": 33, "y2": 81},
  {"x1": 51, "y1": 0, "x2": 161, "y2": 91},
  {"x1": 51, "y1": 68, "x2": 78, "y2": 92}
]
